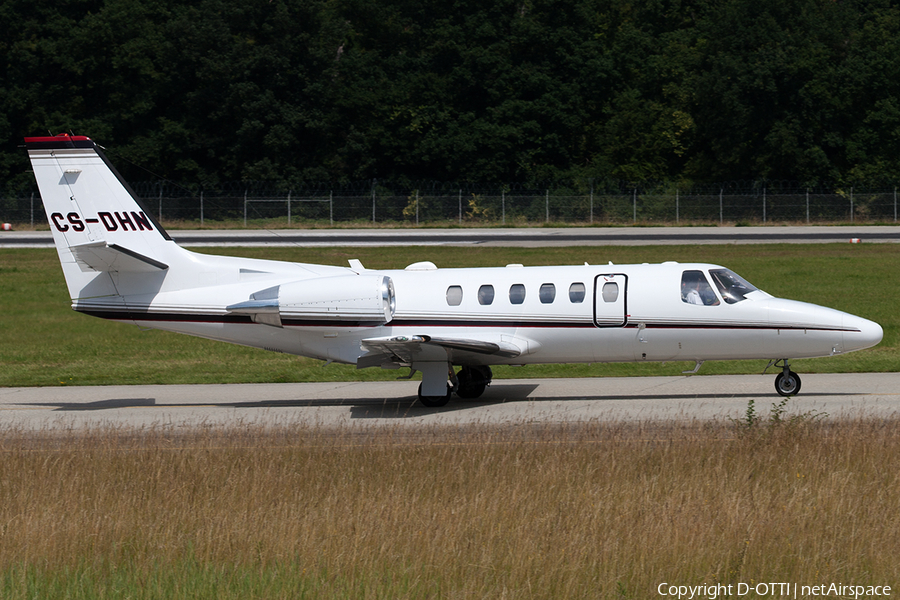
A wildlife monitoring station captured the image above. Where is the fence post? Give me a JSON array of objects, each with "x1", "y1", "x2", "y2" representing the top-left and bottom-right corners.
[
  {"x1": 762, "y1": 187, "x2": 766, "y2": 224},
  {"x1": 719, "y1": 188, "x2": 723, "y2": 225},
  {"x1": 675, "y1": 189, "x2": 679, "y2": 224},
  {"x1": 502, "y1": 190, "x2": 506, "y2": 225},
  {"x1": 806, "y1": 188, "x2": 809, "y2": 224},
  {"x1": 243, "y1": 189, "x2": 247, "y2": 227},
  {"x1": 850, "y1": 187, "x2": 854, "y2": 223},
  {"x1": 200, "y1": 191, "x2": 204, "y2": 228},
  {"x1": 159, "y1": 185, "x2": 163, "y2": 222},
  {"x1": 30, "y1": 192, "x2": 34, "y2": 228},
  {"x1": 372, "y1": 180, "x2": 376, "y2": 223},
  {"x1": 895, "y1": 187, "x2": 897, "y2": 223},
  {"x1": 330, "y1": 191, "x2": 333, "y2": 226},
  {"x1": 545, "y1": 189, "x2": 549, "y2": 223},
  {"x1": 458, "y1": 189, "x2": 462, "y2": 224},
  {"x1": 415, "y1": 190, "x2": 419, "y2": 226},
  {"x1": 287, "y1": 190, "x2": 291, "y2": 226},
  {"x1": 589, "y1": 180, "x2": 594, "y2": 224},
  {"x1": 633, "y1": 189, "x2": 637, "y2": 224}
]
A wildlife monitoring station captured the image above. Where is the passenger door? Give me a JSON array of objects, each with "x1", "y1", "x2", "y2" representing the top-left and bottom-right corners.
[{"x1": 593, "y1": 274, "x2": 628, "y2": 327}]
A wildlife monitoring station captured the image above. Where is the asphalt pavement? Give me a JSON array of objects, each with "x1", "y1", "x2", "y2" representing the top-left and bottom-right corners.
[{"x1": 2, "y1": 373, "x2": 898, "y2": 431}]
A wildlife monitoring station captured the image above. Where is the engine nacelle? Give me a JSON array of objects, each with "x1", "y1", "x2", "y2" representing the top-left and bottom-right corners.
[
  {"x1": 228, "y1": 274, "x2": 395, "y2": 326},
  {"x1": 279, "y1": 274, "x2": 395, "y2": 323}
]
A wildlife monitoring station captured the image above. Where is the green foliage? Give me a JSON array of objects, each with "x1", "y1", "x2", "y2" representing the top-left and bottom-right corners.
[
  {"x1": 731, "y1": 397, "x2": 827, "y2": 436},
  {"x1": 6, "y1": 0, "x2": 900, "y2": 191}
]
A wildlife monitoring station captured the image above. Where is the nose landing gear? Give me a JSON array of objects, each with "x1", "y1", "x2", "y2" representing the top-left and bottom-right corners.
[{"x1": 770, "y1": 359, "x2": 802, "y2": 396}]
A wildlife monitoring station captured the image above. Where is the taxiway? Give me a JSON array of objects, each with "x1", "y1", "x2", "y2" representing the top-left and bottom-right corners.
[{"x1": 2, "y1": 373, "x2": 898, "y2": 431}]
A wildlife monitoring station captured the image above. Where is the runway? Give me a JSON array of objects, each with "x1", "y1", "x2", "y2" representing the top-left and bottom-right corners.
[
  {"x1": 2, "y1": 373, "x2": 898, "y2": 431},
  {"x1": 3, "y1": 225, "x2": 900, "y2": 248}
]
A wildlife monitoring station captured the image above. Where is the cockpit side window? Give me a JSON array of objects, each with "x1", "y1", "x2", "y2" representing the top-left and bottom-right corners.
[
  {"x1": 681, "y1": 270, "x2": 720, "y2": 306},
  {"x1": 709, "y1": 269, "x2": 758, "y2": 304}
]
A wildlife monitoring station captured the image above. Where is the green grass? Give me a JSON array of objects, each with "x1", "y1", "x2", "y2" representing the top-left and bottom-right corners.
[{"x1": 0, "y1": 244, "x2": 895, "y2": 387}]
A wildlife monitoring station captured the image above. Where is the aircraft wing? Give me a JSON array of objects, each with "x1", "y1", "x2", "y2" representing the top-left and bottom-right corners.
[{"x1": 358, "y1": 334, "x2": 522, "y2": 369}]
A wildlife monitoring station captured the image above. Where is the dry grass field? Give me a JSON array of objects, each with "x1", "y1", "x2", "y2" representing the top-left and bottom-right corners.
[{"x1": 1, "y1": 417, "x2": 898, "y2": 599}]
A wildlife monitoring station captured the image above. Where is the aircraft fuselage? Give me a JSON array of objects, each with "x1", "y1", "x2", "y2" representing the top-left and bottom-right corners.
[{"x1": 24, "y1": 134, "x2": 883, "y2": 405}]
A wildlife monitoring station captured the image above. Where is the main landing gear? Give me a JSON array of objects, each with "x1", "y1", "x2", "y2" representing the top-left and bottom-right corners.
[
  {"x1": 416, "y1": 365, "x2": 493, "y2": 407},
  {"x1": 455, "y1": 365, "x2": 493, "y2": 399},
  {"x1": 771, "y1": 359, "x2": 802, "y2": 397},
  {"x1": 417, "y1": 383, "x2": 452, "y2": 407}
]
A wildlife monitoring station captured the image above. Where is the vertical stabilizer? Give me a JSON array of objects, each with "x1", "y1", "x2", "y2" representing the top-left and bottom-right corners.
[{"x1": 24, "y1": 134, "x2": 177, "y2": 299}]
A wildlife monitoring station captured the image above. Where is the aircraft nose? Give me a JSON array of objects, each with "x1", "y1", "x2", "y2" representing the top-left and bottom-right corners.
[{"x1": 843, "y1": 314, "x2": 883, "y2": 352}]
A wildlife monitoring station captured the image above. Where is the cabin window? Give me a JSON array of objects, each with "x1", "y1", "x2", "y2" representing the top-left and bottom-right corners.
[
  {"x1": 446, "y1": 285, "x2": 463, "y2": 306},
  {"x1": 478, "y1": 284, "x2": 495, "y2": 305},
  {"x1": 509, "y1": 284, "x2": 526, "y2": 305},
  {"x1": 681, "y1": 270, "x2": 720, "y2": 306},
  {"x1": 539, "y1": 283, "x2": 556, "y2": 304},
  {"x1": 709, "y1": 268, "x2": 758, "y2": 304},
  {"x1": 569, "y1": 282, "x2": 586, "y2": 303},
  {"x1": 601, "y1": 282, "x2": 619, "y2": 303}
]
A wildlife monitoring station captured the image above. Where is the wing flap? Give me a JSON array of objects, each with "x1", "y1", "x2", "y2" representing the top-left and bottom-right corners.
[
  {"x1": 425, "y1": 336, "x2": 520, "y2": 357},
  {"x1": 357, "y1": 334, "x2": 523, "y2": 368},
  {"x1": 359, "y1": 335, "x2": 426, "y2": 366}
]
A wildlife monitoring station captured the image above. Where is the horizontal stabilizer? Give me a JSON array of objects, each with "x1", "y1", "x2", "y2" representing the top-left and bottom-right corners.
[{"x1": 70, "y1": 241, "x2": 169, "y2": 273}]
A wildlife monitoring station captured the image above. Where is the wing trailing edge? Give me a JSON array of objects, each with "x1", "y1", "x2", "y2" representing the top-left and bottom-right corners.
[{"x1": 357, "y1": 334, "x2": 528, "y2": 369}]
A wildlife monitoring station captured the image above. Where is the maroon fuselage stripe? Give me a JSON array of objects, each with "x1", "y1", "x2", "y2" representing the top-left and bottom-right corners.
[{"x1": 77, "y1": 310, "x2": 859, "y2": 333}]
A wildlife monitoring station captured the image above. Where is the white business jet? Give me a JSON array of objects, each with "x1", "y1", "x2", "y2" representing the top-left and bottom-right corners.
[{"x1": 24, "y1": 134, "x2": 883, "y2": 406}]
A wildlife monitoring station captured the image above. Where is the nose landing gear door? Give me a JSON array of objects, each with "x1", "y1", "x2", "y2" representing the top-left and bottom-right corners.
[{"x1": 593, "y1": 274, "x2": 628, "y2": 327}]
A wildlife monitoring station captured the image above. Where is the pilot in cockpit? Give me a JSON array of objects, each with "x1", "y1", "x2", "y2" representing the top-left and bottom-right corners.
[
  {"x1": 683, "y1": 279, "x2": 703, "y2": 305},
  {"x1": 681, "y1": 270, "x2": 720, "y2": 306}
]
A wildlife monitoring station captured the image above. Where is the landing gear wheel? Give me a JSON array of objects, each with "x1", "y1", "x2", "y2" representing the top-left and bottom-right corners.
[
  {"x1": 455, "y1": 366, "x2": 492, "y2": 399},
  {"x1": 774, "y1": 370, "x2": 801, "y2": 396},
  {"x1": 417, "y1": 383, "x2": 451, "y2": 407},
  {"x1": 457, "y1": 382, "x2": 486, "y2": 399}
]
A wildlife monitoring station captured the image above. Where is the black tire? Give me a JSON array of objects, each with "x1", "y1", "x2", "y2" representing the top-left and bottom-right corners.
[
  {"x1": 456, "y1": 381, "x2": 487, "y2": 399},
  {"x1": 455, "y1": 366, "x2": 492, "y2": 399},
  {"x1": 417, "y1": 383, "x2": 451, "y2": 407},
  {"x1": 774, "y1": 370, "x2": 801, "y2": 396}
]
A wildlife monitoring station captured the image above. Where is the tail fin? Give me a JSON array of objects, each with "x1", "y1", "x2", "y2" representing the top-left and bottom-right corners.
[{"x1": 25, "y1": 134, "x2": 176, "y2": 299}]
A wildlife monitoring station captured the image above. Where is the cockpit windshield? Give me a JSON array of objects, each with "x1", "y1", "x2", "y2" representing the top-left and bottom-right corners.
[{"x1": 708, "y1": 268, "x2": 758, "y2": 304}]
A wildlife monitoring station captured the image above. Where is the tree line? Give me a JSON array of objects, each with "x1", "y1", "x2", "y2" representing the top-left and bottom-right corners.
[{"x1": 4, "y1": 0, "x2": 900, "y2": 195}]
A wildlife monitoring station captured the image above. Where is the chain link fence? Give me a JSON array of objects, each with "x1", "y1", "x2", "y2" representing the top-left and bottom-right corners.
[{"x1": 2, "y1": 181, "x2": 899, "y2": 227}]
